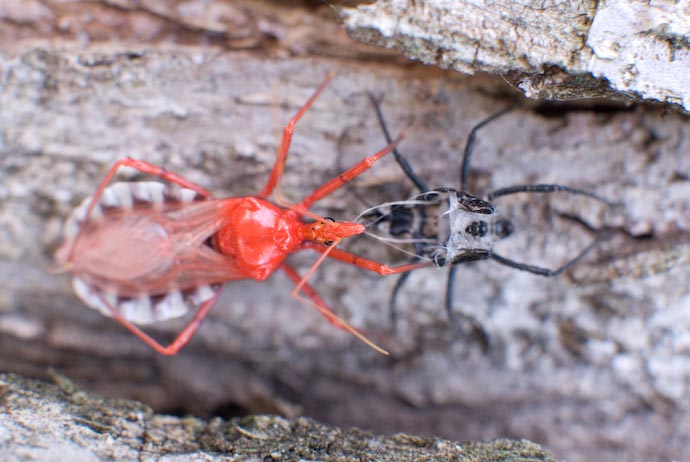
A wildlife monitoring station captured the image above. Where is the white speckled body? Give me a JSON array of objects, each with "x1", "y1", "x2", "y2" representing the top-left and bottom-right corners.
[{"x1": 442, "y1": 190, "x2": 504, "y2": 265}]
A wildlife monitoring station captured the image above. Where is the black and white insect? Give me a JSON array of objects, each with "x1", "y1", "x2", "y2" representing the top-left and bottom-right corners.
[{"x1": 358, "y1": 94, "x2": 612, "y2": 342}]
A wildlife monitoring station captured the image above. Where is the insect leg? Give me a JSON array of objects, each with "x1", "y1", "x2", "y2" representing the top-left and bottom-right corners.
[
  {"x1": 491, "y1": 237, "x2": 599, "y2": 277},
  {"x1": 445, "y1": 265, "x2": 490, "y2": 350},
  {"x1": 388, "y1": 272, "x2": 412, "y2": 327},
  {"x1": 445, "y1": 264, "x2": 458, "y2": 321},
  {"x1": 281, "y1": 264, "x2": 388, "y2": 354},
  {"x1": 487, "y1": 183, "x2": 613, "y2": 205},
  {"x1": 460, "y1": 106, "x2": 515, "y2": 190},
  {"x1": 97, "y1": 288, "x2": 222, "y2": 355},
  {"x1": 368, "y1": 92, "x2": 429, "y2": 192},
  {"x1": 96, "y1": 157, "x2": 213, "y2": 200},
  {"x1": 368, "y1": 94, "x2": 437, "y2": 328},
  {"x1": 299, "y1": 241, "x2": 431, "y2": 275},
  {"x1": 298, "y1": 131, "x2": 406, "y2": 210},
  {"x1": 258, "y1": 73, "x2": 335, "y2": 198}
]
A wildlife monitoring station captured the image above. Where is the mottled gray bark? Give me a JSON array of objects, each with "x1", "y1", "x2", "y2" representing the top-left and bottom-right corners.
[
  {"x1": 1, "y1": 2, "x2": 689, "y2": 462},
  {"x1": 341, "y1": 0, "x2": 690, "y2": 111},
  {"x1": 0, "y1": 373, "x2": 556, "y2": 461}
]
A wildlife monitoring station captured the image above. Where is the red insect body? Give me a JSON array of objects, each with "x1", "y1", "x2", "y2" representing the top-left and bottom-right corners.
[{"x1": 57, "y1": 75, "x2": 428, "y2": 355}]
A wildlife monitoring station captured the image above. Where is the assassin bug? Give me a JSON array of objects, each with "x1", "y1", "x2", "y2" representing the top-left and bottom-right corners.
[
  {"x1": 359, "y1": 94, "x2": 612, "y2": 338},
  {"x1": 55, "y1": 75, "x2": 429, "y2": 355}
]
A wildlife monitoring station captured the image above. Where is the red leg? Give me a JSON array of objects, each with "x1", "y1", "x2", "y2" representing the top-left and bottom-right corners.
[
  {"x1": 298, "y1": 132, "x2": 405, "y2": 210},
  {"x1": 65, "y1": 157, "x2": 213, "y2": 262},
  {"x1": 258, "y1": 73, "x2": 335, "y2": 198},
  {"x1": 97, "y1": 289, "x2": 222, "y2": 355},
  {"x1": 300, "y1": 241, "x2": 431, "y2": 275},
  {"x1": 281, "y1": 264, "x2": 388, "y2": 355},
  {"x1": 83, "y1": 157, "x2": 213, "y2": 223},
  {"x1": 282, "y1": 264, "x2": 348, "y2": 329}
]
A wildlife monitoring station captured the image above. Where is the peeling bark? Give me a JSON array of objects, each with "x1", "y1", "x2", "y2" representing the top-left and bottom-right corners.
[{"x1": 340, "y1": 0, "x2": 690, "y2": 111}]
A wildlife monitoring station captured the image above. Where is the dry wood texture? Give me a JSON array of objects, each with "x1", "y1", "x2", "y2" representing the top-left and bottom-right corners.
[
  {"x1": 0, "y1": 373, "x2": 556, "y2": 461},
  {"x1": 342, "y1": 0, "x2": 690, "y2": 111},
  {"x1": 1, "y1": 1, "x2": 689, "y2": 462}
]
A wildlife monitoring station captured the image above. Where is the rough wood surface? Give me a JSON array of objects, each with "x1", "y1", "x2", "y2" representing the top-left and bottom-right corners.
[
  {"x1": 1, "y1": 2, "x2": 689, "y2": 462},
  {"x1": 0, "y1": 373, "x2": 557, "y2": 461},
  {"x1": 341, "y1": 0, "x2": 690, "y2": 111}
]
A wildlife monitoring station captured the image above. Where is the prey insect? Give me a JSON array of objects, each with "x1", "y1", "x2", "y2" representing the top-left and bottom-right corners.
[
  {"x1": 359, "y1": 94, "x2": 612, "y2": 339},
  {"x1": 55, "y1": 75, "x2": 428, "y2": 355}
]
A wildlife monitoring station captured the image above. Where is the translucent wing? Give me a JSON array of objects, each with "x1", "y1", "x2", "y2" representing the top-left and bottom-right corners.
[{"x1": 58, "y1": 181, "x2": 244, "y2": 324}]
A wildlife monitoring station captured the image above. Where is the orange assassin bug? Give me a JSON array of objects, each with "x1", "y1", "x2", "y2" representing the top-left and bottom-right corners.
[{"x1": 55, "y1": 74, "x2": 429, "y2": 355}]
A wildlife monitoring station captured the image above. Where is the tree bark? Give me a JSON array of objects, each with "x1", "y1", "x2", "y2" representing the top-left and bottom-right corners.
[
  {"x1": 0, "y1": 373, "x2": 557, "y2": 461},
  {"x1": 341, "y1": 0, "x2": 690, "y2": 111},
  {"x1": 1, "y1": 2, "x2": 689, "y2": 462}
]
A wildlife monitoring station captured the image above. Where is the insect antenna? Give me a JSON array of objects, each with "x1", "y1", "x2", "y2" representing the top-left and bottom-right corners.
[{"x1": 359, "y1": 231, "x2": 436, "y2": 261}]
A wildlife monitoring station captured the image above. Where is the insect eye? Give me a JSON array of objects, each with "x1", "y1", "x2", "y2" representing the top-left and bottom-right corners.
[
  {"x1": 321, "y1": 218, "x2": 336, "y2": 245},
  {"x1": 465, "y1": 220, "x2": 488, "y2": 237}
]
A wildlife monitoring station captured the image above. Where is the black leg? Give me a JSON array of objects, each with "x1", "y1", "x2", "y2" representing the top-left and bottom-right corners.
[
  {"x1": 367, "y1": 92, "x2": 430, "y2": 192},
  {"x1": 446, "y1": 264, "x2": 490, "y2": 351},
  {"x1": 490, "y1": 237, "x2": 599, "y2": 276},
  {"x1": 368, "y1": 92, "x2": 435, "y2": 332},
  {"x1": 445, "y1": 264, "x2": 458, "y2": 320},
  {"x1": 389, "y1": 271, "x2": 412, "y2": 328},
  {"x1": 487, "y1": 183, "x2": 614, "y2": 205},
  {"x1": 460, "y1": 106, "x2": 516, "y2": 190}
]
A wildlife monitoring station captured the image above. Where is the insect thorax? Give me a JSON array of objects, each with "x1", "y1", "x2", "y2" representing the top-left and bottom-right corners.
[{"x1": 440, "y1": 189, "x2": 513, "y2": 265}]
